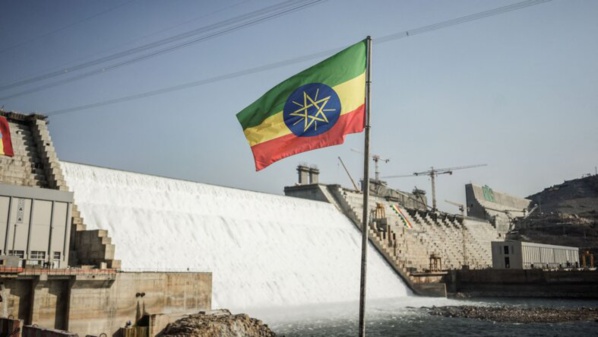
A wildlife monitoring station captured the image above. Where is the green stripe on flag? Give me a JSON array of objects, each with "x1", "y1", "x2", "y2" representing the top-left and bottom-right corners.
[{"x1": 237, "y1": 40, "x2": 366, "y2": 129}]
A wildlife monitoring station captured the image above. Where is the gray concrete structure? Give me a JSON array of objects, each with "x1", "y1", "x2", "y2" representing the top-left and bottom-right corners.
[
  {"x1": 296, "y1": 165, "x2": 320, "y2": 185},
  {"x1": 0, "y1": 183, "x2": 73, "y2": 268},
  {"x1": 0, "y1": 270, "x2": 211, "y2": 335},
  {"x1": 0, "y1": 111, "x2": 119, "y2": 269},
  {"x1": 491, "y1": 241, "x2": 579, "y2": 269},
  {"x1": 286, "y1": 165, "x2": 427, "y2": 211},
  {"x1": 466, "y1": 183, "x2": 532, "y2": 233},
  {"x1": 445, "y1": 268, "x2": 598, "y2": 298},
  {"x1": 285, "y1": 180, "x2": 504, "y2": 297}
]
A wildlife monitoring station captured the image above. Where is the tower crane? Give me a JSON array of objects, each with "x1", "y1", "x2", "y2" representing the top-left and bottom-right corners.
[
  {"x1": 383, "y1": 164, "x2": 487, "y2": 212},
  {"x1": 350, "y1": 148, "x2": 389, "y2": 181}
]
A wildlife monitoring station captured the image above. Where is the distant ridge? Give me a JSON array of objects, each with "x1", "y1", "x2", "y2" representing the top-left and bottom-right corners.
[
  {"x1": 527, "y1": 175, "x2": 598, "y2": 218},
  {"x1": 510, "y1": 174, "x2": 598, "y2": 258}
]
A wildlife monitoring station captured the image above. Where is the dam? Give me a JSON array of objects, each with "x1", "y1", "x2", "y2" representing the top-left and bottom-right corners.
[
  {"x1": 0, "y1": 110, "x2": 518, "y2": 335},
  {"x1": 1, "y1": 111, "x2": 415, "y2": 335},
  {"x1": 60, "y1": 161, "x2": 411, "y2": 312}
]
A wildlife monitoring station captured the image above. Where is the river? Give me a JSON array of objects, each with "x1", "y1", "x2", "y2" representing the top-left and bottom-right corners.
[{"x1": 259, "y1": 297, "x2": 598, "y2": 337}]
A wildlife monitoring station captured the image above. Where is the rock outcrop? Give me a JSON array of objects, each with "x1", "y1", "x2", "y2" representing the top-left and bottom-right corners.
[{"x1": 158, "y1": 309, "x2": 277, "y2": 337}]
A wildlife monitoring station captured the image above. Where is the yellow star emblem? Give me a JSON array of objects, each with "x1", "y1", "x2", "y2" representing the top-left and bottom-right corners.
[{"x1": 289, "y1": 88, "x2": 336, "y2": 132}]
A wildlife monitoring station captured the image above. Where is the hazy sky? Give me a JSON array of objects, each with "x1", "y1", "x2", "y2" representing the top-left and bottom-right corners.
[{"x1": 1, "y1": 0, "x2": 596, "y2": 212}]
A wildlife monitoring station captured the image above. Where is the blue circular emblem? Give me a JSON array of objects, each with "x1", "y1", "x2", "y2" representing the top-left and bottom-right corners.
[{"x1": 283, "y1": 83, "x2": 341, "y2": 137}]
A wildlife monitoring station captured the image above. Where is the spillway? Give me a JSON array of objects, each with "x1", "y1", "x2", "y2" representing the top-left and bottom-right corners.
[{"x1": 61, "y1": 162, "x2": 410, "y2": 312}]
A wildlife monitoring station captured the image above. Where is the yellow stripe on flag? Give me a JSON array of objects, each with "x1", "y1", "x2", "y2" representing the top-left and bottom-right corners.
[{"x1": 243, "y1": 72, "x2": 365, "y2": 147}]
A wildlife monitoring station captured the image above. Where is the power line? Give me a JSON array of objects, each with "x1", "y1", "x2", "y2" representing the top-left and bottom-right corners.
[
  {"x1": 0, "y1": 0, "x2": 326, "y2": 98},
  {"x1": 377, "y1": 0, "x2": 552, "y2": 43},
  {"x1": 47, "y1": 50, "x2": 334, "y2": 116},
  {"x1": 0, "y1": 0, "x2": 135, "y2": 55},
  {"x1": 45, "y1": 0, "x2": 553, "y2": 118},
  {"x1": 4, "y1": 0, "x2": 252, "y2": 86}
]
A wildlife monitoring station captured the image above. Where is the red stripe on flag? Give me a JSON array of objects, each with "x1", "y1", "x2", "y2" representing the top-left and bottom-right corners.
[
  {"x1": 0, "y1": 117, "x2": 14, "y2": 157},
  {"x1": 250, "y1": 105, "x2": 365, "y2": 171}
]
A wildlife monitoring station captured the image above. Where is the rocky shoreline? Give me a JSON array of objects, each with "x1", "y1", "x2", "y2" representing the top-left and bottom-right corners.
[{"x1": 425, "y1": 305, "x2": 598, "y2": 323}]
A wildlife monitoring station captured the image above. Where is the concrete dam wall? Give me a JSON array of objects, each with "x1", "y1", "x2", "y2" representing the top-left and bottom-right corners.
[{"x1": 61, "y1": 162, "x2": 410, "y2": 312}]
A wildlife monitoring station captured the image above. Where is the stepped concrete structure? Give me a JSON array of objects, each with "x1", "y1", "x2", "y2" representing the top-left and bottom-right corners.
[
  {"x1": 285, "y1": 170, "x2": 505, "y2": 297},
  {"x1": 0, "y1": 111, "x2": 211, "y2": 336},
  {"x1": 0, "y1": 111, "x2": 119, "y2": 269}
]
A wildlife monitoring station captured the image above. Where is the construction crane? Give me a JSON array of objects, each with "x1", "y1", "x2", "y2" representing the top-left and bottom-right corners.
[
  {"x1": 444, "y1": 200, "x2": 470, "y2": 267},
  {"x1": 445, "y1": 199, "x2": 466, "y2": 216},
  {"x1": 337, "y1": 156, "x2": 360, "y2": 191},
  {"x1": 350, "y1": 148, "x2": 389, "y2": 181},
  {"x1": 484, "y1": 203, "x2": 538, "y2": 230},
  {"x1": 383, "y1": 164, "x2": 487, "y2": 212}
]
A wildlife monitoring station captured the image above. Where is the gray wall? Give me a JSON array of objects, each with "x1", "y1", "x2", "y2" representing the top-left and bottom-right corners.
[
  {"x1": 0, "y1": 183, "x2": 73, "y2": 267},
  {"x1": 446, "y1": 269, "x2": 598, "y2": 299},
  {"x1": 1, "y1": 271, "x2": 211, "y2": 335}
]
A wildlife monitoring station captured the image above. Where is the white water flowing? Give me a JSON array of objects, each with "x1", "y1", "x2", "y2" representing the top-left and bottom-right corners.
[{"x1": 61, "y1": 162, "x2": 410, "y2": 312}]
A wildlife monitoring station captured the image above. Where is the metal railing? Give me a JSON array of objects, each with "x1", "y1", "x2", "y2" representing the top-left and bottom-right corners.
[{"x1": 0, "y1": 266, "x2": 117, "y2": 276}]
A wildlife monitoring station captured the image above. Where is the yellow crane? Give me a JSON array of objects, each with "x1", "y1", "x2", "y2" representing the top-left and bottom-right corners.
[{"x1": 383, "y1": 164, "x2": 487, "y2": 212}]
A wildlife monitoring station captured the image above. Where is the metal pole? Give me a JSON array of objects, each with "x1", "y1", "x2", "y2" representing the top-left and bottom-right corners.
[
  {"x1": 430, "y1": 171, "x2": 437, "y2": 211},
  {"x1": 358, "y1": 35, "x2": 372, "y2": 337},
  {"x1": 11, "y1": 223, "x2": 17, "y2": 255}
]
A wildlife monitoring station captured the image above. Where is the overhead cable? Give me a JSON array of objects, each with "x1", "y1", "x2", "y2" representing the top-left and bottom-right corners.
[
  {"x1": 46, "y1": 0, "x2": 553, "y2": 117},
  {"x1": 0, "y1": 0, "x2": 135, "y2": 55},
  {"x1": 0, "y1": 0, "x2": 326, "y2": 98}
]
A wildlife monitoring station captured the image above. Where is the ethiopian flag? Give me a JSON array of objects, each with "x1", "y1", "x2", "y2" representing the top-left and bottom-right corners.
[
  {"x1": 0, "y1": 116, "x2": 14, "y2": 157},
  {"x1": 237, "y1": 40, "x2": 366, "y2": 171}
]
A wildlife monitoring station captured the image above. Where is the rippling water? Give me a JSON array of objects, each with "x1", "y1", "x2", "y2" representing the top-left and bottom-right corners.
[{"x1": 256, "y1": 297, "x2": 598, "y2": 337}]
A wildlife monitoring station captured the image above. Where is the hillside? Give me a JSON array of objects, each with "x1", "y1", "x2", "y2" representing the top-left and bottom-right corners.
[
  {"x1": 527, "y1": 174, "x2": 598, "y2": 218},
  {"x1": 508, "y1": 174, "x2": 598, "y2": 258}
]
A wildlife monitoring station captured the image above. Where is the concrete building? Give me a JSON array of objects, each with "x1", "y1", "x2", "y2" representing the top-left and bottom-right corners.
[{"x1": 491, "y1": 241, "x2": 580, "y2": 269}]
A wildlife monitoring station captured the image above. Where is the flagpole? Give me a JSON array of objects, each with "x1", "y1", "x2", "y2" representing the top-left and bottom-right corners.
[{"x1": 358, "y1": 35, "x2": 372, "y2": 337}]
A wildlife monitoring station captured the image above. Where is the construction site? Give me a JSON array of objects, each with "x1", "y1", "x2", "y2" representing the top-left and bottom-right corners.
[{"x1": 1, "y1": 110, "x2": 597, "y2": 336}]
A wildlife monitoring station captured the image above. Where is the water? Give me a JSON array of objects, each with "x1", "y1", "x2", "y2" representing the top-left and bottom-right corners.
[
  {"x1": 61, "y1": 162, "x2": 409, "y2": 311},
  {"x1": 260, "y1": 298, "x2": 598, "y2": 337}
]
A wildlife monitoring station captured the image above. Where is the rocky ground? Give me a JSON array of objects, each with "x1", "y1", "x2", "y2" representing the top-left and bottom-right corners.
[
  {"x1": 426, "y1": 305, "x2": 598, "y2": 323},
  {"x1": 157, "y1": 309, "x2": 277, "y2": 337}
]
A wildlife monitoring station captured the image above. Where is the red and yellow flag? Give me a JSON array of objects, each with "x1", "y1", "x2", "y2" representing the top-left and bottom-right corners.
[
  {"x1": 237, "y1": 40, "x2": 366, "y2": 171},
  {"x1": 0, "y1": 116, "x2": 14, "y2": 157}
]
